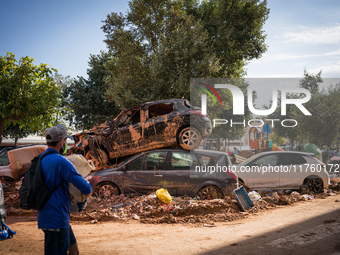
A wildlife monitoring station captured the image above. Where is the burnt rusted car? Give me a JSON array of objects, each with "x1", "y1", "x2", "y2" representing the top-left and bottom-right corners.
[
  {"x1": 70, "y1": 99, "x2": 212, "y2": 169},
  {"x1": 86, "y1": 149, "x2": 237, "y2": 199}
]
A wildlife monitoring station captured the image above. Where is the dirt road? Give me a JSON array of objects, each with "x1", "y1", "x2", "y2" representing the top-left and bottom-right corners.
[{"x1": 1, "y1": 194, "x2": 340, "y2": 255}]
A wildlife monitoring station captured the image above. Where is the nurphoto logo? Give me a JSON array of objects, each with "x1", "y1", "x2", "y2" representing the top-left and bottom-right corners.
[{"x1": 191, "y1": 78, "x2": 313, "y2": 128}]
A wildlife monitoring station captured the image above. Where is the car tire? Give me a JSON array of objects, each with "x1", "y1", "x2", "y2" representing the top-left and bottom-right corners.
[
  {"x1": 178, "y1": 127, "x2": 202, "y2": 150},
  {"x1": 96, "y1": 182, "x2": 120, "y2": 198},
  {"x1": 303, "y1": 176, "x2": 324, "y2": 193},
  {"x1": 197, "y1": 185, "x2": 223, "y2": 200},
  {"x1": 85, "y1": 148, "x2": 109, "y2": 170}
]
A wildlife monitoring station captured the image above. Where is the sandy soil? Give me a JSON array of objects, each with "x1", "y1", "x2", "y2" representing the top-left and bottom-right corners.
[{"x1": 1, "y1": 194, "x2": 340, "y2": 255}]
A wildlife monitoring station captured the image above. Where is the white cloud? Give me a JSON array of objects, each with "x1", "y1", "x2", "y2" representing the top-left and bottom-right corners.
[
  {"x1": 309, "y1": 60, "x2": 340, "y2": 77},
  {"x1": 324, "y1": 48, "x2": 340, "y2": 56},
  {"x1": 254, "y1": 47, "x2": 340, "y2": 63},
  {"x1": 271, "y1": 53, "x2": 319, "y2": 61},
  {"x1": 284, "y1": 24, "x2": 340, "y2": 44}
]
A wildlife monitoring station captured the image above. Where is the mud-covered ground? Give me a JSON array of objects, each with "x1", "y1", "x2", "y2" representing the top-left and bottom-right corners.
[{"x1": 2, "y1": 186, "x2": 340, "y2": 255}]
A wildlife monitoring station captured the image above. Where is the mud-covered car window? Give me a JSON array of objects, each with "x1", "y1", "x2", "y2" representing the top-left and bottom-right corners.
[
  {"x1": 146, "y1": 152, "x2": 167, "y2": 170},
  {"x1": 0, "y1": 149, "x2": 10, "y2": 166},
  {"x1": 125, "y1": 155, "x2": 144, "y2": 171},
  {"x1": 170, "y1": 152, "x2": 197, "y2": 170},
  {"x1": 148, "y1": 103, "x2": 174, "y2": 119},
  {"x1": 118, "y1": 108, "x2": 141, "y2": 127}
]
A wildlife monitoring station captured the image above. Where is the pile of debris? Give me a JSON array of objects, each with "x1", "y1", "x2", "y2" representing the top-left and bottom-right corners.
[
  {"x1": 328, "y1": 177, "x2": 340, "y2": 191},
  {"x1": 2, "y1": 177, "x2": 340, "y2": 224},
  {"x1": 71, "y1": 194, "x2": 249, "y2": 224}
]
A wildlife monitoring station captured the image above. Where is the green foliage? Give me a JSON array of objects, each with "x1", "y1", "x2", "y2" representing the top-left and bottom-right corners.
[
  {"x1": 299, "y1": 69, "x2": 322, "y2": 95},
  {"x1": 295, "y1": 81, "x2": 340, "y2": 148},
  {"x1": 62, "y1": 51, "x2": 121, "y2": 130},
  {"x1": 268, "y1": 94, "x2": 300, "y2": 150},
  {"x1": 196, "y1": 0, "x2": 269, "y2": 77},
  {"x1": 267, "y1": 70, "x2": 340, "y2": 149},
  {"x1": 269, "y1": 131, "x2": 286, "y2": 146},
  {"x1": 102, "y1": 0, "x2": 269, "y2": 108},
  {"x1": 3, "y1": 123, "x2": 32, "y2": 146},
  {"x1": 0, "y1": 52, "x2": 61, "y2": 144}
]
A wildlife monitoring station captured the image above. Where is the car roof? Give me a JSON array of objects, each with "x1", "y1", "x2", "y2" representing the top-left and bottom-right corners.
[
  {"x1": 256, "y1": 151, "x2": 315, "y2": 157},
  {"x1": 117, "y1": 148, "x2": 228, "y2": 162},
  {"x1": 123, "y1": 99, "x2": 188, "y2": 111},
  {"x1": 146, "y1": 148, "x2": 228, "y2": 156}
]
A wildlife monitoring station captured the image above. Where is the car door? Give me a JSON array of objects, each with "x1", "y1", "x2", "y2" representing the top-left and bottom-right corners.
[
  {"x1": 109, "y1": 107, "x2": 144, "y2": 158},
  {"x1": 142, "y1": 102, "x2": 177, "y2": 147},
  {"x1": 245, "y1": 153, "x2": 280, "y2": 189},
  {"x1": 123, "y1": 151, "x2": 167, "y2": 193},
  {"x1": 280, "y1": 153, "x2": 308, "y2": 189},
  {"x1": 162, "y1": 151, "x2": 200, "y2": 196}
]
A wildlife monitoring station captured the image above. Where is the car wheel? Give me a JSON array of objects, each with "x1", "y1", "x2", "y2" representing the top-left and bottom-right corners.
[
  {"x1": 197, "y1": 185, "x2": 223, "y2": 200},
  {"x1": 178, "y1": 127, "x2": 202, "y2": 150},
  {"x1": 96, "y1": 182, "x2": 119, "y2": 198},
  {"x1": 85, "y1": 148, "x2": 109, "y2": 170},
  {"x1": 303, "y1": 177, "x2": 324, "y2": 193}
]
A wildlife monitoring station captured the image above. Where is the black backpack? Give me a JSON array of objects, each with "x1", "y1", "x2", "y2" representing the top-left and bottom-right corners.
[{"x1": 19, "y1": 150, "x2": 60, "y2": 210}]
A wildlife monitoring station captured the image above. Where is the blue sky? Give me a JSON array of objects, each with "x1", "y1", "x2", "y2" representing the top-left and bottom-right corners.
[
  {"x1": 247, "y1": 0, "x2": 340, "y2": 78},
  {"x1": 1, "y1": 0, "x2": 340, "y2": 79}
]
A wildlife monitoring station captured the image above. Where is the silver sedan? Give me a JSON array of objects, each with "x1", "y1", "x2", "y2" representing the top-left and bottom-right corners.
[{"x1": 235, "y1": 151, "x2": 330, "y2": 193}]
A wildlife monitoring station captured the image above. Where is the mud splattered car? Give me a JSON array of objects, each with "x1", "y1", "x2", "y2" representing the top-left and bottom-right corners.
[
  {"x1": 86, "y1": 148, "x2": 237, "y2": 199},
  {"x1": 70, "y1": 99, "x2": 212, "y2": 169}
]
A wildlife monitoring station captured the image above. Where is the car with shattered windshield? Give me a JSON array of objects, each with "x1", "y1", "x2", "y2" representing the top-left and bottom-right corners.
[
  {"x1": 86, "y1": 149, "x2": 237, "y2": 199},
  {"x1": 70, "y1": 99, "x2": 212, "y2": 169},
  {"x1": 235, "y1": 151, "x2": 330, "y2": 193}
]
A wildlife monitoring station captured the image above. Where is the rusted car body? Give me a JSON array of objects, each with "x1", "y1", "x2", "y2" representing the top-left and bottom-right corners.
[
  {"x1": 86, "y1": 149, "x2": 237, "y2": 199},
  {"x1": 70, "y1": 99, "x2": 212, "y2": 169}
]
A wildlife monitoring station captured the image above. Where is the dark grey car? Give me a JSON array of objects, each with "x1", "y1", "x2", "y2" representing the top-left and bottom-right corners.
[{"x1": 87, "y1": 149, "x2": 237, "y2": 199}]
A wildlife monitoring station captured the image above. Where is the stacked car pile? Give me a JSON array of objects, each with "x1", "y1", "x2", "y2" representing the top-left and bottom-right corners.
[{"x1": 68, "y1": 99, "x2": 238, "y2": 200}]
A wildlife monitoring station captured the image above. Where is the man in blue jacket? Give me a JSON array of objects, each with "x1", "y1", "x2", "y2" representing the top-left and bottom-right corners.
[{"x1": 37, "y1": 125, "x2": 92, "y2": 255}]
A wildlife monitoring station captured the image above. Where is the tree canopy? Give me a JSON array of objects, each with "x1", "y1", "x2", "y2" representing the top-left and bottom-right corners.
[
  {"x1": 102, "y1": 0, "x2": 269, "y2": 108},
  {"x1": 0, "y1": 52, "x2": 61, "y2": 144},
  {"x1": 62, "y1": 51, "x2": 121, "y2": 130},
  {"x1": 295, "y1": 73, "x2": 340, "y2": 148},
  {"x1": 266, "y1": 71, "x2": 340, "y2": 149}
]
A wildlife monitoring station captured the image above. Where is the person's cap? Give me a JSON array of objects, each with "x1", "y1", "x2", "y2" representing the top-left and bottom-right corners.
[{"x1": 46, "y1": 125, "x2": 72, "y2": 142}]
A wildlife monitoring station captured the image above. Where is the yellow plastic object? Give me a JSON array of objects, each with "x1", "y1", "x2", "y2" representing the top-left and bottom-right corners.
[{"x1": 156, "y1": 188, "x2": 172, "y2": 204}]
